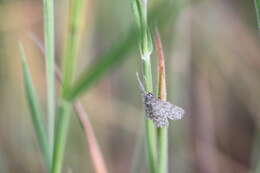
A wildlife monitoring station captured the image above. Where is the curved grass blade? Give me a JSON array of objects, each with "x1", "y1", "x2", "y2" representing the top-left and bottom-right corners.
[
  {"x1": 65, "y1": 28, "x2": 138, "y2": 101},
  {"x1": 19, "y1": 43, "x2": 50, "y2": 169},
  {"x1": 74, "y1": 102, "x2": 109, "y2": 173},
  {"x1": 29, "y1": 33, "x2": 109, "y2": 173},
  {"x1": 66, "y1": 1, "x2": 177, "y2": 101}
]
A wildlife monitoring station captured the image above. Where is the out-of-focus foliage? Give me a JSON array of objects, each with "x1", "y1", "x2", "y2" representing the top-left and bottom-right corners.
[{"x1": 1, "y1": 0, "x2": 260, "y2": 173}]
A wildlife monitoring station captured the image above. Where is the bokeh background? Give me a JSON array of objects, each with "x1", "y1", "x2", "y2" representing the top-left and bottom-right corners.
[{"x1": 1, "y1": 0, "x2": 260, "y2": 173}]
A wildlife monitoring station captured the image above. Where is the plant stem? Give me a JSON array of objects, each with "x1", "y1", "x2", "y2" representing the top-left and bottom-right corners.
[
  {"x1": 43, "y1": 0, "x2": 55, "y2": 160},
  {"x1": 155, "y1": 30, "x2": 168, "y2": 173},
  {"x1": 143, "y1": 59, "x2": 157, "y2": 173},
  {"x1": 145, "y1": 116, "x2": 157, "y2": 173},
  {"x1": 51, "y1": 101, "x2": 71, "y2": 173},
  {"x1": 133, "y1": 0, "x2": 157, "y2": 172},
  {"x1": 62, "y1": 0, "x2": 85, "y2": 96},
  {"x1": 29, "y1": 34, "x2": 109, "y2": 173},
  {"x1": 253, "y1": 2, "x2": 260, "y2": 173},
  {"x1": 51, "y1": 0, "x2": 85, "y2": 172},
  {"x1": 254, "y1": 0, "x2": 260, "y2": 30},
  {"x1": 157, "y1": 129, "x2": 167, "y2": 173},
  {"x1": 74, "y1": 102, "x2": 109, "y2": 173}
]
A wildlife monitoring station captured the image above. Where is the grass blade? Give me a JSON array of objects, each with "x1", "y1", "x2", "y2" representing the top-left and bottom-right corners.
[
  {"x1": 51, "y1": 101, "x2": 71, "y2": 173},
  {"x1": 252, "y1": 2, "x2": 260, "y2": 173},
  {"x1": 19, "y1": 43, "x2": 50, "y2": 169},
  {"x1": 155, "y1": 30, "x2": 168, "y2": 173},
  {"x1": 143, "y1": 49, "x2": 157, "y2": 173},
  {"x1": 65, "y1": 29, "x2": 138, "y2": 101},
  {"x1": 254, "y1": 0, "x2": 260, "y2": 30},
  {"x1": 65, "y1": 1, "x2": 177, "y2": 101},
  {"x1": 51, "y1": 0, "x2": 86, "y2": 172},
  {"x1": 74, "y1": 102, "x2": 109, "y2": 173},
  {"x1": 29, "y1": 33, "x2": 109, "y2": 173},
  {"x1": 62, "y1": 0, "x2": 85, "y2": 96},
  {"x1": 43, "y1": 0, "x2": 55, "y2": 158},
  {"x1": 133, "y1": 0, "x2": 157, "y2": 172}
]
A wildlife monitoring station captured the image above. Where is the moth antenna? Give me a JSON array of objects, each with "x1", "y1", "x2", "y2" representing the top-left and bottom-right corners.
[{"x1": 136, "y1": 72, "x2": 146, "y2": 93}]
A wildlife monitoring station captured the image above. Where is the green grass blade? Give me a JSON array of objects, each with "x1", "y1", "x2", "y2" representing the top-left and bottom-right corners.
[
  {"x1": 51, "y1": 0, "x2": 86, "y2": 172},
  {"x1": 19, "y1": 43, "x2": 50, "y2": 169},
  {"x1": 143, "y1": 61, "x2": 157, "y2": 173},
  {"x1": 157, "y1": 129, "x2": 167, "y2": 173},
  {"x1": 252, "y1": 2, "x2": 260, "y2": 173},
  {"x1": 51, "y1": 101, "x2": 71, "y2": 173},
  {"x1": 65, "y1": 1, "x2": 177, "y2": 101},
  {"x1": 62, "y1": 0, "x2": 85, "y2": 96},
  {"x1": 65, "y1": 29, "x2": 138, "y2": 101},
  {"x1": 43, "y1": 0, "x2": 55, "y2": 158},
  {"x1": 28, "y1": 33, "x2": 109, "y2": 173},
  {"x1": 133, "y1": 0, "x2": 157, "y2": 172},
  {"x1": 254, "y1": 0, "x2": 260, "y2": 30}
]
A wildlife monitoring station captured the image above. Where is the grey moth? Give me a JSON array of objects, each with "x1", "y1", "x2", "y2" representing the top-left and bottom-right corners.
[{"x1": 136, "y1": 73, "x2": 185, "y2": 128}]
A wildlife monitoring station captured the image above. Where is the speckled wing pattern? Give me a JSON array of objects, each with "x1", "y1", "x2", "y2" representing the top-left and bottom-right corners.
[{"x1": 144, "y1": 93, "x2": 185, "y2": 128}]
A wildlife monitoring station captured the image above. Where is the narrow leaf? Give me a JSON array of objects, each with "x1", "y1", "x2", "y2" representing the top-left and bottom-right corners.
[
  {"x1": 29, "y1": 31, "x2": 109, "y2": 173},
  {"x1": 19, "y1": 43, "x2": 50, "y2": 169},
  {"x1": 65, "y1": 29, "x2": 138, "y2": 101},
  {"x1": 66, "y1": 1, "x2": 176, "y2": 101},
  {"x1": 51, "y1": 101, "x2": 71, "y2": 173},
  {"x1": 254, "y1": 0, "x2": 260, "y2": 30},
  {"x1": 133, "y1": 0, "x2": 157, "y2": 172},
  {"x1": 43, "y1": 0, "x2": 55, "y2": 159},
  {"x1": 51, "y1": 0, "x2": 86, "y2": 172},
  {"x1": 62, "y1": 0, "x2": 85, "y2": 96},
  {"x1": 74, "y1": 102, "x2": 109, "y2": 173}
]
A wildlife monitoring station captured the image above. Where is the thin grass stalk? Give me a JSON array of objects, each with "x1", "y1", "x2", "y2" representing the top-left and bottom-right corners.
[
  {"x1": 51, "y1": 0, "x2": 85, "y2": 172},
  {"x1": 29, "y1": 34, "x2": 109, "y2": 173},
  {"x1": 155, "y1": 30, "x2": 168, "y2": 173},
  {"x1": 62, "y1": 0, "x2": 85, "y2": 97},
  {"x1": 143, "y1": 60, "x2": 157, "y2": 173},
  {"x1": 74, "y1": 102, "x2": 109, "y2": 173},
  {"x1": 133, "y1": 0, "x2": 157, "y2": 172},
  {"x1": 252, "y1": 2, "x2": 260, "y2": 172},
  {"x1": 43, "y1": 0, "x2": 55, "y2": 159},
  {"x1": 51, "y1": 101, "x2": 71, "y2": 173},
  {"x1": 19, "y1": 43, "x2": 50, "y2": 169},
  {"x1": 254, "y1": 0, "x2": 260, "y2": 30},
  {"x1": 66, "y1": 1, "x2": 177, "y2": 101},
  {"x1": 252, "y1": 132, "x2": 260, "y2": 173},
  {"x1": 66, "y1": 30, "x2": 138, "y2": 101}
]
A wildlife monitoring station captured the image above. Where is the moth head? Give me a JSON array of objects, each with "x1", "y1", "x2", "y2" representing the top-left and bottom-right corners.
[{"x1": 144, "y1": 92, "x2": 154, "y2": 103}]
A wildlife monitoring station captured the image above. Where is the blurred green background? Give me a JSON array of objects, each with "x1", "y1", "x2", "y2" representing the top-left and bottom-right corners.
[{"x1": 1, "y1": 0, "x2": 260, "y2": 173}]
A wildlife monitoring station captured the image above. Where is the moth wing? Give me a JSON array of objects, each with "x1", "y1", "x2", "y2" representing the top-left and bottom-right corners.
[
  {"x1": 162, "y1": 101, "x2": 184, "y2": 120},
  {"x1": 152, "y1": 116, "x2": 169, "y2": 128},
  {"x1": 154, "y1": 100, "x2": 184, "y2": 120},
  {"x1": 145, "y1": 98, "x2": 168, "y2": 127},
  {"x1": 149, "y1": 98, "x2": 165, "y2": 117}
]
